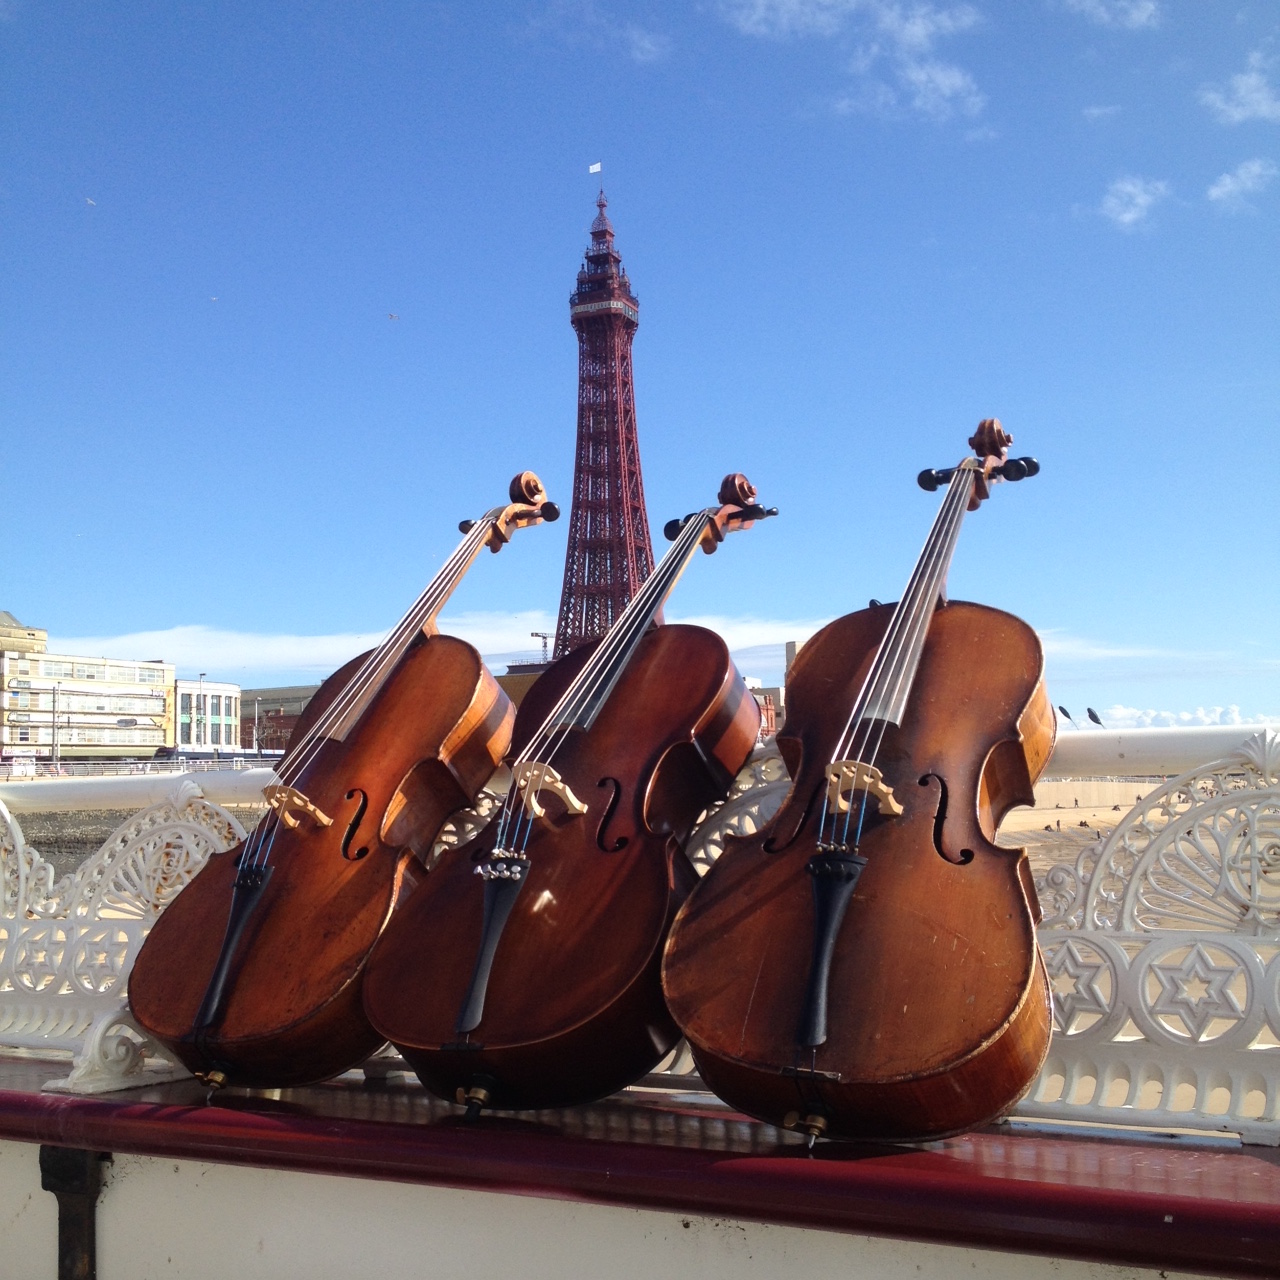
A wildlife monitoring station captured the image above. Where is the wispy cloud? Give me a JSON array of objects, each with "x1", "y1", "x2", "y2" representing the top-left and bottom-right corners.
[
  {"x1": 1207, "y1": 157, "x2": 1277, "y2": 209},
  {"x1": 1099, "y1": 175, "x2": 1169, "y2": 228},
  {"x1": 623, "y1": 23, "x2": 670, "y2": 62},
  {"x1": 48, "y1": 613, "x2": 831, "y2": 687},
  {"x1": 1086, "y1": 704, "x2": 1277, "y2": 729},
  {"x1": 1063, "y1": 0, "x2": 1159, "y2": 30},
  {"x1": 721, "y1": 0, "x2": 985, "y2": 121},
  {"x1": 1082, "y1": 104, "x2": 1121, "y2": 120},
  {"x1": 1201, "y1": 51, "x2": 1280, "y2": 124},
  {"x1": 527, "y1": 2, "x2": 671, "y2": 65}
]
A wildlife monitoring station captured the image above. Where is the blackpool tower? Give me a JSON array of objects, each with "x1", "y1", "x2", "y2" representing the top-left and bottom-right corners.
[{"x1": 552, "y1": 192, "x2": 655, "y2": 659}]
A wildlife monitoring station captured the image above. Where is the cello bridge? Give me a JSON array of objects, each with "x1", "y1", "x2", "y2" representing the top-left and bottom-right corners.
[
  {"x1": 263, "y1": 784, "x2": 334, "y2": 830},
  {"x1": 511, "y1": 762, "x2": 587, "y2": 821},
  {"x1": 824, "y1": 760, "x2": 903, "y2": 818}
]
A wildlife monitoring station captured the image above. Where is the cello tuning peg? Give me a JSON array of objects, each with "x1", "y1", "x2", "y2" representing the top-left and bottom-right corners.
[
  {"x1": 735, "y1": 504, "x2": 779, "y2": 522},
  {"x1": 539, "y1": 502, "x2": 561, "y2": 522},
  {"x1": 459, "y1": 519, "x2": 478, "y2": 533},
  {"x1": 664, "y1": 514, "x2": 695, "y2": 541},
  {"x1": 995, "y1": 458, "x2": 1028, "y2": 482},
  {"x1": 1017, "y1": 456, "x2": 1040, "y2": 478},
  {"x1": 917, "y1": 468, "x2": 951, "y2": 492}
]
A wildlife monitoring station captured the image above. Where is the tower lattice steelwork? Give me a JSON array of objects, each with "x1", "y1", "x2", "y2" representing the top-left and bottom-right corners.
[{"x1": 552, "y1": 191, "x2": 654, "y2": 659}]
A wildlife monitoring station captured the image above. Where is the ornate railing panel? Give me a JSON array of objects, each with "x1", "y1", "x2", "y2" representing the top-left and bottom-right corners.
[
  {"x1": 1021, "y1": 729, "x2": 1280, "y2": 1143},
  {"x1": 0, "y1": 781, "x2": 243, "y2": 1093}
]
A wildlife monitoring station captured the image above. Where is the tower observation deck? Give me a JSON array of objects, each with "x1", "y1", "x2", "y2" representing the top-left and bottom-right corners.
[{"x1": 552, "y1": 191, "x2": 655, "y2": 659}]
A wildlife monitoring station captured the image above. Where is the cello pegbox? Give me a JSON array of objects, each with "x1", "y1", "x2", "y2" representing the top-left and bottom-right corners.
[
  {"x1": 700, "y1": 473, "x2": 775, "y2": 553},
  {"x1": 487, "y1": 471, "x2": 558, "y2": 550}
]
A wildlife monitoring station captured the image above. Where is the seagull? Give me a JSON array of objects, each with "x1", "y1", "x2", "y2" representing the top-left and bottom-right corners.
[
  {"x1": 85, "y1": 197, "x2": 96, "y2": 206},
  {"x1": 388, "y1": 313, "x2": 400, "y2": 320}
]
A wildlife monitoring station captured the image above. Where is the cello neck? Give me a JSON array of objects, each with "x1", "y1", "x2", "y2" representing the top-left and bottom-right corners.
[
  {"x1": 317, "y1": 516, "x2": 503, "y2": 745},
  {"x1": 525, "y1": 509, "x2": 713, "y2": 745},
  {"x1": 852, "y1": 462, "x2": 977, "y2": 729},
  {"x1": 280, "y1": 466, "x2": 558, "y2": 773}
]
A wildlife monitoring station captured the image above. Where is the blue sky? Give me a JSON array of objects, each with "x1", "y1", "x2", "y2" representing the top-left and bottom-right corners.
[{"x1": 2, "y1": 1, "x2": 1276, "y2": 727}]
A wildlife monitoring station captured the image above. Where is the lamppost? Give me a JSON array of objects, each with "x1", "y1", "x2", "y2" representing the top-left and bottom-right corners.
[
  {"x1": 197, "y1": 672, "x2": 206, "y2": 750},
  {"x1": 254, "y1": 697, "x2": 261, "y2": 755},
  {"x1": 52, "y1": 681, "x2": 60, "y2": 768}
]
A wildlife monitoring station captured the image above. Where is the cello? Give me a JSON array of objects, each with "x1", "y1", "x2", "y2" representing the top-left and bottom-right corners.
[
  {"x1": 662, "y1": 423, "x2": 1054, "y2": 1143},
  {"x1": 129, "y1": 472, "x2": 558, "y2": 1089},
  {"x1": 362, "y1": 474, "x2": 776, "y2": 1113}
]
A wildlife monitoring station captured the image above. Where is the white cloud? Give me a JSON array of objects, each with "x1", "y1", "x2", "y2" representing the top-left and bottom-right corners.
[
  {"x1": 528, "y1": 2, "x2": 671, "y2": 65},
  {"x1": 1037, "y1": 631, "x2": 1173, "y2": 661},
  {"x1": 1207, "y1": 157, "x2": 1278, "y2": 208},
  {"x1": 1063, "y1": 0, "x2": 1159, "y2": 30},
  {"x1": 721, "y1": 0, "x2": 984, "y2": 120},
  {"x1": 898, "y1": 58, "x2": 984, "y2": 118},
  {"x1": 1083, "y1": 104, "x2": 1121, "y2": 119},
  {"x1": 1201, "y1": 51, "x2": 1280, "y2": 124},
  {"x1": 623, "y1": 24, "x2": 670, "y2": 62},
  {"x1": 1086, "y1": 704, "x2": 1277, "y2": 729},
  {"x1": 1099, "y1": 175, "x2": 1169, "y2": 228}
]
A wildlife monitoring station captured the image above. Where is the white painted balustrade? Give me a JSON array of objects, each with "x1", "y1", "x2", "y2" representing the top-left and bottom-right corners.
[{"x1": 1, "y1": 727, "x2": 1277, "y2": 1146}]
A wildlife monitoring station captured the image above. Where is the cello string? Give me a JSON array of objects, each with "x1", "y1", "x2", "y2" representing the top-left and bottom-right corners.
[
  {"x1": 495, "y1": 516, "x2": 684, "y2": 853},
  {"x1": 246, "y1": 517, "x2": 492, "y2": 870},
  {"x1": 843, "y1": 469, "x2": 971, "y2": 806},
  {"x1": 495, "y1": 512, "x2": 712, "y2": 856},
  {"x1": 832, "y1": 470, "x2": 972, "y2": 849},
  {"x1": 507, "y1": 512, "x2": 711, "y2": 856},
  {"x1": 835, "y1": 478, "x2": 967, "y2": 849},
  {"x1": 842, "y1": 468, "x2": 974, "y2": 848},
  {"x1": 277, "y1": 516, "x2": 493, "y2": 784},
  {"x1": 245, "y1": 515, "x2": 497, "y2": 871},
  {"x1": 497, "y1": 512, "x2": 709, "y2": 854},
  {"x1": 271, "y1": 514, "x2": 492, "y2": 787}
]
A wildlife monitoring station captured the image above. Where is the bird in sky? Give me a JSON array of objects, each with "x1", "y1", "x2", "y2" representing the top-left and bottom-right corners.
[
  {"x1": 85, "y1": 197, "x2": 96, "y2": 206},
  {"x1": 210, "y1": 296, "x2": 218, "y2": 302},
  {"x1": 388, "y1": 313, "x2": 400, "y2": 320}
]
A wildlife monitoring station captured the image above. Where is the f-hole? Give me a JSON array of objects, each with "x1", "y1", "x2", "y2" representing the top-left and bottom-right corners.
[
  {"x1": 595, "y1": 777, "x2": 628, "y2": 852},
  {"x1": 763, "y1": 779, "x2": 822, "y2": 854},
  {"x1": 341, "y1": 788, "x2": 370, "y2": 860},
  {"x1": 918, "y1": 773, "x2": 973, "y2": 865}
]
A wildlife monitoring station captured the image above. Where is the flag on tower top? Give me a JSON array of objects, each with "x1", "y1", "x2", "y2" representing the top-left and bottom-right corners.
[{"x1": 588, "y1": 162, "x2": 602, "y2": 174}]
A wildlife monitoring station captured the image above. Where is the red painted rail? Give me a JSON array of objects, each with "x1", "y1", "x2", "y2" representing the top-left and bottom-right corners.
[{"x1": 2, "y1": 1059, "x2": 1277, "y2": 1277}]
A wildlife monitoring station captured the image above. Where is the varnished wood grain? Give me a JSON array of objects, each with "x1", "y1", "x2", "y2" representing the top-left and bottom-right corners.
[
  {"x1": 662, "y1": 600, "x2": 1055, "y2": 1141},
  {"x1": 128, "y1": 634, "x2": 513, "y2": 1088},
  {"x1": 362, "y1": 624, "x2": 761, "y2": 1110}
]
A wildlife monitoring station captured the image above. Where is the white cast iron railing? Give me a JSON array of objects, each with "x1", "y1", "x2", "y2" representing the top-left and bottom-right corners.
[
  {"x1": 0, "y1": 782, "x2": 244, "y2": 1093},
  {"x1": 1020, "y1": 729, "x2": 1280, "y2": 1143},
  {"x1": 3, "y1": 727, "x2": 1277, "y2": 1144}
]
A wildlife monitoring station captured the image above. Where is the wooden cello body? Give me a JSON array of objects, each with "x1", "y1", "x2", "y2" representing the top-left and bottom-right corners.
[
  {"x1": 662, "y1": 425, "x2": 1054, "y2": 1142},
  {"x1": 128, "y1": 475, "x2": 556, "y2": 1089},
  {"x1": 362, "y1": 475, "x2": 774, "y2": 1112},
  {"x1": 363, "y1": 625, "x2": 760, "y2": 1109}
]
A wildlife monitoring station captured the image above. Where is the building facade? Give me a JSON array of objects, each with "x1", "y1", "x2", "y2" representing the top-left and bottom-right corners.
[
  {"x1": 238, "y1": 685, "x2": 320, "y2": 752},
  {"x1": 174, "y1": 679, "x2": 243, "y2": 754},
  {"x1": 2, "y1": 610, "x2": 243, "y2": 761},
  {"x1": 1, "y1": 648, "x2": 175, "y2": 760}
]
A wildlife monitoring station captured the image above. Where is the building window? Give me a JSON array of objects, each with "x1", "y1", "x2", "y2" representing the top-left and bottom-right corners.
[
  {"x1": 17, "y1": 727, "x2": 30, "y2": 743},
  {"x1": 181, "y1": 720, "x2": 192, "y2": 745},
  {"x1": 211, "y1": 695, "x2": 221, "y2": 717},
  {"x1": 74, "y1": 663, "x2": 106, "y2": 680},
  {"x1": 43, "y1": 661, "x2": 73, "y2": 678},
  {"x1": 137, "y1": 667, "x2": 163, "y2": 684},
  {"x1": 211, "y1": 723, "x2": 221, "y2": 745},
  {"x1": 181, "y1": 693, "x2": 192, "y2": 714},
  {"x1": 17, "y1": 662, "x2": 30, "y2": 676}
]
